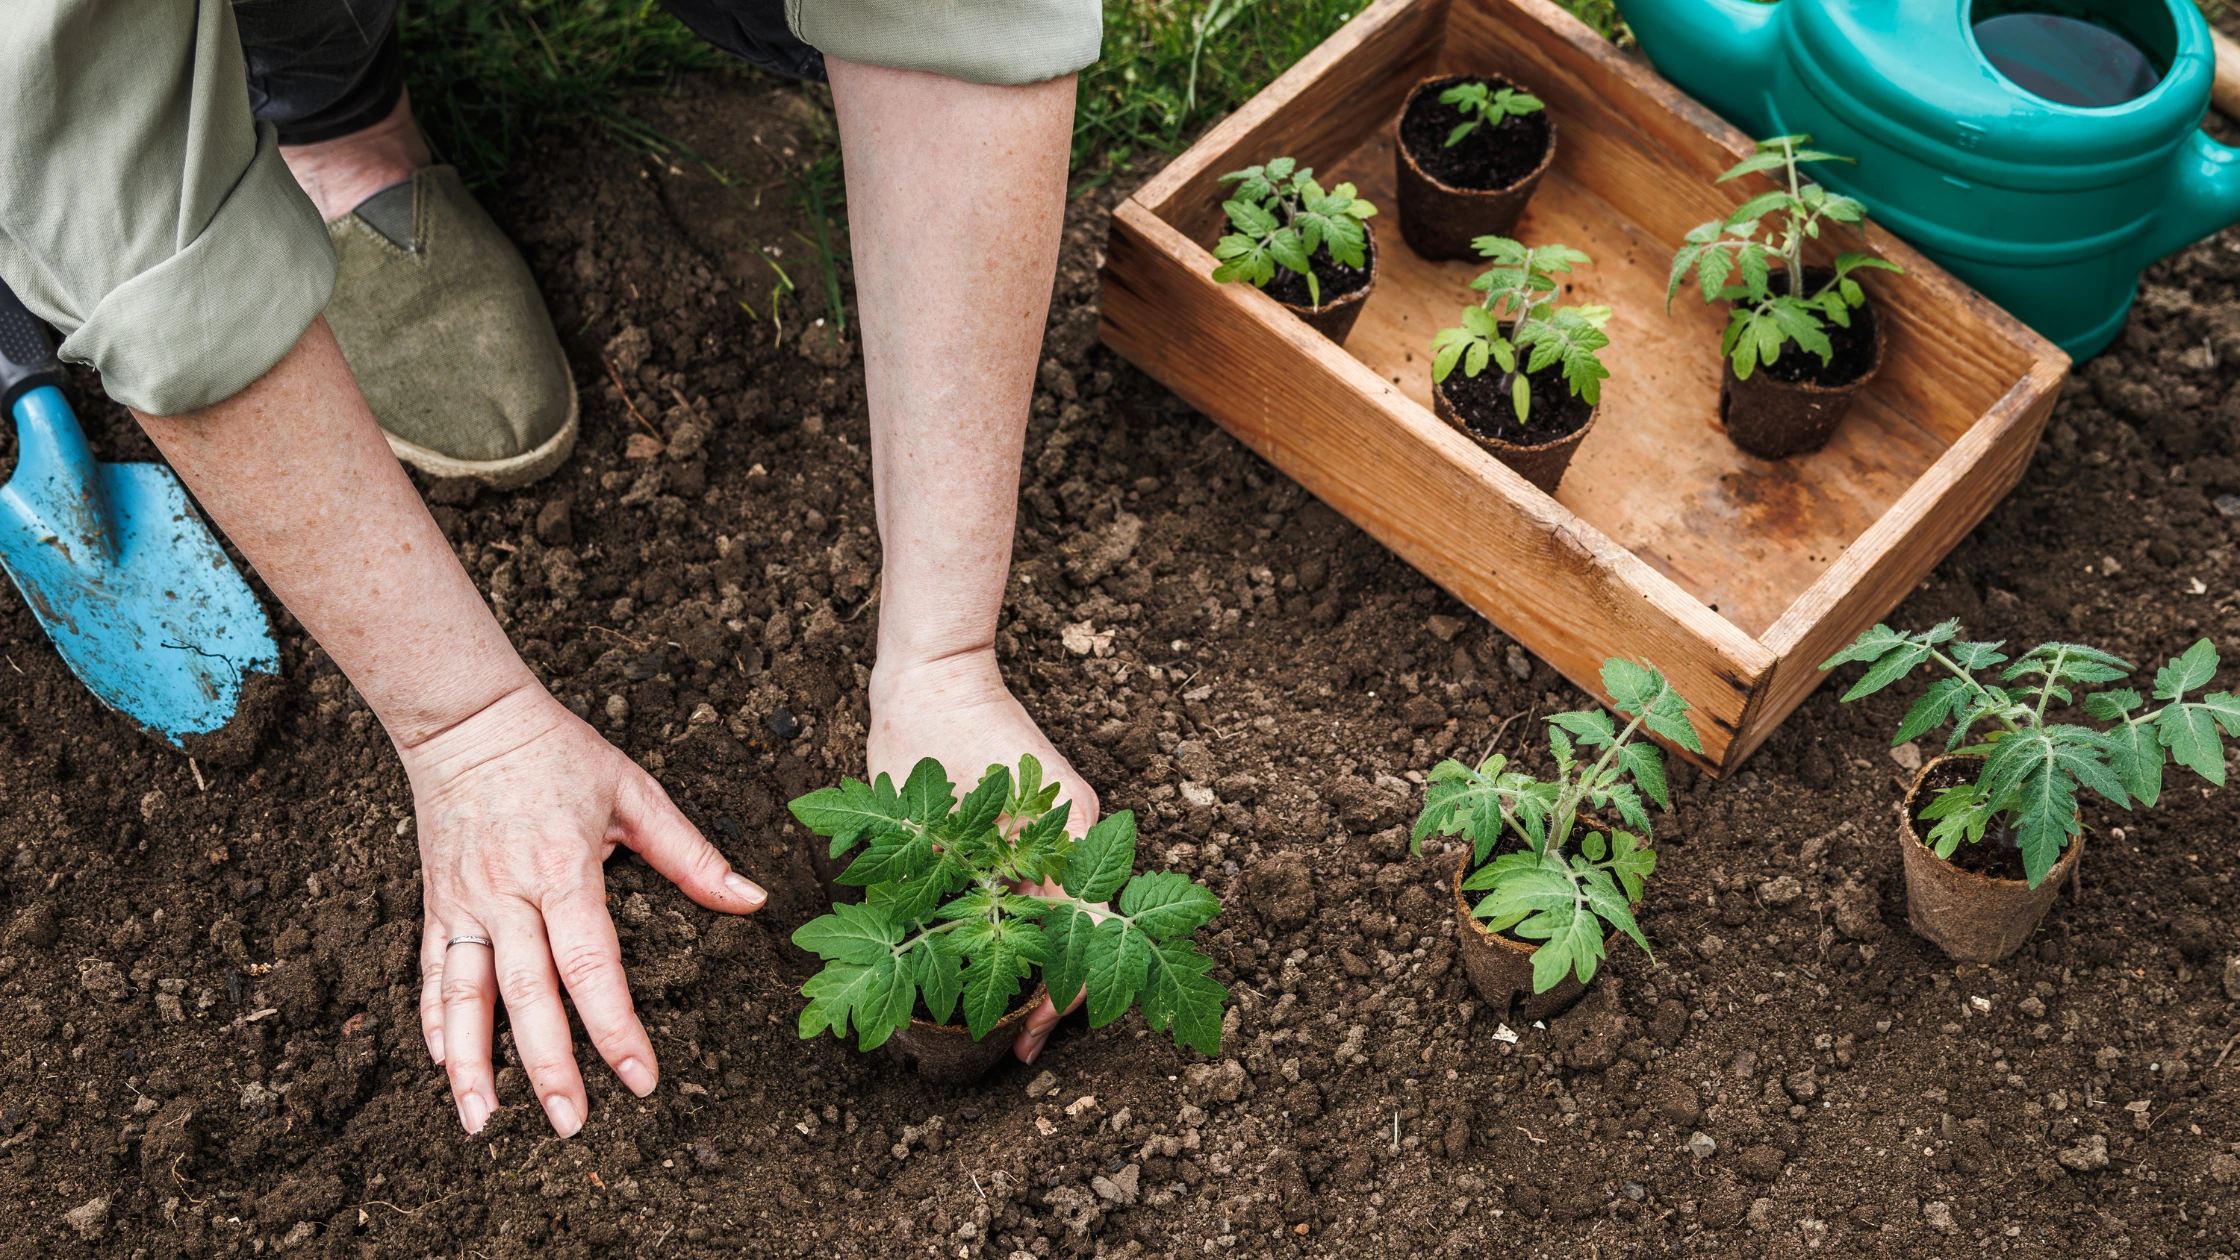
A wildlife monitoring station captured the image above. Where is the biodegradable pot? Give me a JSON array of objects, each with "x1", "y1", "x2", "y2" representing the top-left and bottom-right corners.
[
  {"x1": 1899, "y1": 755, "x2": 2082, "y2": 963},
  {"x1": 1394, "y1": 75, "x2": 1558, "y2": 262},
  {"x1": 1273, "y1": 222, "x2": 1379, "y2": 344},
  {"x1": 1431, "y1": 336, "x2": 1597, "y2": 495},
  {"x1": 1719, "y1": 273, "x2": 1885, "y2": 459},
  {"x1": 1451, "y1": 843, "x2": 1618, "y2": 1024},
  {"x1": 882, "y1": 984, "x2": 1048, "y2": 1086}
]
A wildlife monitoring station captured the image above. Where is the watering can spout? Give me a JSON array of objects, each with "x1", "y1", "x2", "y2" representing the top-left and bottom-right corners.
[
  {"x1": 1615, "y1": 0, "x2": 1781, "y2": 137},
  {"x1": 2135, "y1": 130, "x2": 2240, "y2": 272}
]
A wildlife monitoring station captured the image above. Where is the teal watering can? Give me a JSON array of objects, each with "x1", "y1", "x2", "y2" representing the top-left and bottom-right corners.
[{"x1": 1617, "y1": 0, "x2": 2240, "y2": 358}]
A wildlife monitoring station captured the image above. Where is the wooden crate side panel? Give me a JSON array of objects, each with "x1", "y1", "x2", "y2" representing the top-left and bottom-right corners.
[
  {"x1": 1732, "y1": 362, "x2": 2063, "y2": 764},
  {"x1": 1101, "y1": 203, "x2": 1774, "y2": 767},
  {"x1": 1136, "y1": 0, "x2": 1447, "y2": 244},
  {"x1": 1442, "y1": 0, "x2": 2057, "y2": 447}
]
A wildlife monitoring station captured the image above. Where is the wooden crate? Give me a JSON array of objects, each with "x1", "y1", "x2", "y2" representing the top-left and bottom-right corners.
[{"x1": 1097, "y1": 0, "x2": 2069, "y2": 773}]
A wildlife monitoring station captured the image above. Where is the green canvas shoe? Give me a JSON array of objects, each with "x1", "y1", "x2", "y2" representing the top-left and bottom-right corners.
[{"x1": 324, "y1": 166, "x2": 577, "y2": 490}]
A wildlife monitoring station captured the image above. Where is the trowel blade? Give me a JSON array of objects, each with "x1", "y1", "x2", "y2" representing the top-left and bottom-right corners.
[{"x1": 0, "y1": 458, "x2": 279, "y2": 755}]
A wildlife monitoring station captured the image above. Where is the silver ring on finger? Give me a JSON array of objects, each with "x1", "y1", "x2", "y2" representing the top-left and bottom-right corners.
[{"x1": 447, "y1": 935, "x2": 494, "y2": 949}]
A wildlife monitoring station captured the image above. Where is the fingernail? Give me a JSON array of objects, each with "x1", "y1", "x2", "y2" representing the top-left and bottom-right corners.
[
  {"x1": 426, "y1": 1028, "x2": 445, "y2": 1065},
  {"x1": 615, "y1": 1056, "x2": 657, "y2": 1097},
  {"x1": 457, "y1": 1092, "x2": 491, "y2": 1134},
  {"x1": 724, "y1": 872, "x2": 767, "y2": 908},
  {"x1": 543, "y1": 1093, "x2": 583, "y2": 1138},
  {"x1": 1018, "y1": 1034, "x2": 1044, "y2": 1064}
]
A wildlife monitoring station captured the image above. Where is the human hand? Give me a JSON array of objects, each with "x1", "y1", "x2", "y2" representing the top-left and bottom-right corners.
[
  {"x1": 1013, "y1": 877, "x2": 1092, "y2": 1063},
  {"x1": 864, "y1": 651, "x2": 1099, "y2": 1065},
  {"x1": 402, "y1": 687, "x2": 764, "y2": 1137}
]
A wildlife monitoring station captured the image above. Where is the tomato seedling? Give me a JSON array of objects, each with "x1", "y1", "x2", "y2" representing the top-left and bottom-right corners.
[
  {"x1": 1439, "y1": 79, "x2": 1545, "y2": 148},
  {"x1": 1212, "y1": 155, "x2": 1377, "y2": 308},
  {"x1": 1824, "y1": 622, "x2": 2240, "y2": 887},
  {"x1": 1430, "y1": 236, "x2": 1610, "y2": 424},
  {"x1": 788, "y1": 755, "x2": 1228, "y2": 1054},
  {"x1": 1411, "y1": 659, "x2": 1701, "y2": 992},
  {"x1": 1666, "y1": 134, "x2": 1903, "y2": 379}
]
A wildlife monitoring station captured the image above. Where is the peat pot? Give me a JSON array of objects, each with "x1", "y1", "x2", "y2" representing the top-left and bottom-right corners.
[
  {"x1": 1431, "y1": 323, "x2": 1598, "y2": 495},
  {"x1": 1394, "y1": 74, "x2": 1558, "y2": 262},
  {"x1": 883, "y1": 985, "x2": 1048, "y2": 1086},
  {"x1": 1451, "y1": 838, "x2": 1618, "y2": 1023},
  {"x1": 1275, "y1": 222, "x2": 1379, "y2": 344},
  {"x1": 1719, "y1": 271, "x2": 1885, "y2": 459},
  {"x1": 1899, "y1": 755, "x2": 2082, "y2": 962}
]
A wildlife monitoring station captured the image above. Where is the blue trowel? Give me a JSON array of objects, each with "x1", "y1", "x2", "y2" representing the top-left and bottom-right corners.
[{"x1": 0, "y1": 278, "x2": 278, "y2": 759}]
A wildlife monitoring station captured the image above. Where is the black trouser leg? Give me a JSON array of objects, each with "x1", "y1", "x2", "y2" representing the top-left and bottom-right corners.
[
  {"x1": 658, "y1": 0, "x2": 828, "y2": 81},
  {"x1": 230, "y1": 0, "x2": 406, "y2": 144}
]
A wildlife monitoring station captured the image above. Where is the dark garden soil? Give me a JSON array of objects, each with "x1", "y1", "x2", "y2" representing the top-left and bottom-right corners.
[
  {"x1": 1398, "y1": 78, "x2": 1552, "y2": 193},
  {"x1": 1752, "y1": 273, "x2": 1879, "y2": 388},
  {"x1": 6, "y1": 75, "x2": 2240, "y2": 1260},
  {"x1": 1261, "y1": 251, "x2": 1370, "y2": 313},
  {"x1": 1440, "y1": 366, "x2": 1593, "y2": 446}
]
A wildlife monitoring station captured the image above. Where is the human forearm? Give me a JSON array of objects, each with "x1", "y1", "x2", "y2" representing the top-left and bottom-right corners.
[
  {"x1": 132, "y1": 317, "x2": 532, "y2": 747},
  {"x1": 829, "y1": 59, "x2": 1075, "y2": 670}
]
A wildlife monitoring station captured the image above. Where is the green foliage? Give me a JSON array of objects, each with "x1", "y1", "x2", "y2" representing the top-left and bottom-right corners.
[
  {"x1": 787, "y1": 756, "x2": 1227, "y2": 1056},
  {"x1": 1430, "y1": 238, "x2": 1611, "y2": 426},
  {"x1": 1666, "y1": 135, "x2": 1905, "y2": 380},
  {"x1": 1073, "y1": 0, "x2": 1629, "y2": 179},
  {"x1": 1439, "y1": 80, "x2": 1545, "y2": 148},
  {"x1": 398, "y1": 0, "x2": 731, "y2": 191},
  {"x1": 1822, "y1": 622, "x2": 2240, "y2": 887},
  {"x1": 1411, "y1": 659, "x2": 1701, "y2": 992},
  {"x1": 1212, "y1": 157, "x2": 1378, "y2": 308}
]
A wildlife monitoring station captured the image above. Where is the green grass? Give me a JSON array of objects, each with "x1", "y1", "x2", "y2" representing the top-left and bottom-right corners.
[
  {"x1": 401, "y1": 0, "x2": 1628, "y2": 188},
  {"x1": 1076, "y1": 0, "x2": 1625, "y2": 181},
  {"x1": 398, "y1": 0, "x2": 730, "y2": 188},
  {"x1": 1072, "y1": 0, "x2": 1361, "y2": 177}
]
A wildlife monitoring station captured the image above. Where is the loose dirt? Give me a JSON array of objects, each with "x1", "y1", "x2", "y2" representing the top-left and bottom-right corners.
[
  {"x1": 3, "y1": 76, "x2": 2238, "y2": 1260},
  {"x1": 1439, "y1": 360, "x2": 1593, "y2": 445}
]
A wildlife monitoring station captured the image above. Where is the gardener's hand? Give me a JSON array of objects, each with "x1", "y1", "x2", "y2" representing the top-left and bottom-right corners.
[
  {"x1": 866, "y1": 649, "x2": 1096, "y2": 1064},
  {"x1": 402, "y1": 686, "x2": 765, "y2": 1138},
  {"x1": 1014, "y1": 877, "x2": 1093, "y2": 1062}
]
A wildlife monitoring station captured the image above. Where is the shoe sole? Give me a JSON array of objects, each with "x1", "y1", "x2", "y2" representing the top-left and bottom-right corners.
[{"x1": 382, "y1": 372, "x2": 580, "y2": 492}]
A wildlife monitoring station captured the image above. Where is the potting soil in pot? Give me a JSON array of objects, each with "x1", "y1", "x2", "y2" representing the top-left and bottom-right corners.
[
  {"x1": 1262, "y1": 252, "x2": 1372, "y2": 312},
  {"x1": 7, "y1": 76, "x2": 2240, "y2": 1260},
  {"x1": 1398, "y1": 77, "x2": 1553, "y2": 192},
  {"x1": 1751, "y1": 276, "x2": 1879, "y2": 389},
  {"x1": 1906, "y1": 755, "x2": 2036, "y2": 881},
  {"x1": 1439, "y1": 365, "x2": 1593, "y2": 446}
]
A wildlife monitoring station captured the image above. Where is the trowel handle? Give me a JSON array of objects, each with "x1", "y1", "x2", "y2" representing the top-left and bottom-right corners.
[{"x1": 0, "y1": 277, "x2": 63, "y2": 418}]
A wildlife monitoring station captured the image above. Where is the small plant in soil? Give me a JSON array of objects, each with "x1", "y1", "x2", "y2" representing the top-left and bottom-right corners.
[
  {"x1": 1822, "y1": 622, "x2": 2240, "y2": 886},
  {"x1": 1666, "y1": 134, "x2": 1902, "y2": 381},
  {"x1": 1438, "y1": 80, "x2": 1544, "y2": 148},
  {"x1": 1430, "y1": 236, "x2": 1610, "y2": 431},
  {"x1": 1393, "y1": 74, "x2": 1558, "y2": 263},
  {"x1": 1212, "y1": 155, "x2": 1377, "y2": 308},
  {"x1": 787, "y1": 755, "x2": 1228, "y2": 1054},
  {"x1": 1409, "y1": 659, "x2": 1702, "y2": 991}
]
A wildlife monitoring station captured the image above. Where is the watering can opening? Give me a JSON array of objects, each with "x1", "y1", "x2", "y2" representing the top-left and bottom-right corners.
[{"x1": 1970, "y1": 1, "x2": 2173, "y2": 108}]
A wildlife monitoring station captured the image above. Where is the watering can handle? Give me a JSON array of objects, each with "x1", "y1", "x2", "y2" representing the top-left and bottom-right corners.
[{"x1": 0, "y1": 279, "x2": 63, "y2": 418}]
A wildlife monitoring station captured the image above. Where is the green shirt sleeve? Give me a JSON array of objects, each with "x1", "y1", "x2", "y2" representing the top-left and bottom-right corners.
[
  {"x1": 0, "y1": 0, "x2": 335, "y2": 416},
  {"x1": 787, "y1": 0, "x2": 1102, "y2": 86}
]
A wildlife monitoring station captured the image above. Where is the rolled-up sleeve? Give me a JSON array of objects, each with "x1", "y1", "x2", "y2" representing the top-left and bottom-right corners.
[
  {"x1": 0, "y1": 0, "x2": 335, "y2": 416},
  {"x1": 787, "y1": 0, "x2": 1101, "y2": 86}
]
